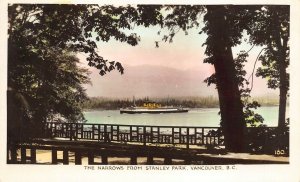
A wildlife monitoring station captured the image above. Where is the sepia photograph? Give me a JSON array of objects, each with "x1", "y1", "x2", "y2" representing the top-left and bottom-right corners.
[{"x1": 1, "y1": 1, "x2": 300, "y2": 182}]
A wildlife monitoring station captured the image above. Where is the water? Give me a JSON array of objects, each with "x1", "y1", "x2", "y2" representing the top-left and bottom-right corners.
[{"x1": 84, "y1": 106, "x2": 283, "y2": 127}]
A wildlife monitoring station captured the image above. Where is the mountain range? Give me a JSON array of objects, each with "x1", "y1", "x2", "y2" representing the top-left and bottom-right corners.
[{"x1": 85, "y1": 64, "x2": 278, "y2": 99}]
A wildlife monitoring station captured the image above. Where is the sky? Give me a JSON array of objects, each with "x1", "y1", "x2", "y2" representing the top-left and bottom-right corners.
[{"x1": 79, "y1": 22, "x2": 279, "y2": 99}]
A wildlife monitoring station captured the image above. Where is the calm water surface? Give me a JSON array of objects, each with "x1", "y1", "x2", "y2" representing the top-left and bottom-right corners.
[{"x1": 84, "y1": 107, "x2": 285, "y2": 127}]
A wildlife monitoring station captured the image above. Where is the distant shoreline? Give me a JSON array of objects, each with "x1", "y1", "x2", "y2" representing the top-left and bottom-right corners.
[
  {"x1": 83, "y1": 105, "x2": 282, "y2": 112},
  {"x1": 82, "y1": 96, "x2": 283, "y2": 111}
]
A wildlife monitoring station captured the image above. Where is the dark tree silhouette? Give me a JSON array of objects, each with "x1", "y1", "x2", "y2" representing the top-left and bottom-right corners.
[
  {"x1": 202, "y1": 6, "x2": 247, "y2": 152},
  {"x1": 7, "y1": 4, "x2": 168, "y2": 143},
  {"x1": 7, "y1": 4, "x2": 150, "y2": 142},
  {"x1": 246, "y1": 6, "x2": 289, "y2": 129},
  {"x1": 154, "y1": 5, "x2": 288, "y2": 152},
  {"x1": 155, "y1": 5, "x2": 251, "y2": 152}
]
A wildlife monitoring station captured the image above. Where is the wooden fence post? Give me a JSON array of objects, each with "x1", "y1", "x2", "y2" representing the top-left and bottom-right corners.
[
  {"x1": 63, "y1": 149, "x2": 69, "y2": 165},
  {"x1": 130, "y1": 156, "x2": 137, "y2": 165},
  {"x1": 30, "y1": 148, "x2": 36, "y2": 164},
  {"x1": 164, "y1": 157, "x2": 172, "y2": 165},
  {"x1": 186, "y1": 128, "x2": 190, "y2": 149},
  {"x1": 158, "y1": 127, "x2": 160, "y2": 143},
  {"x1": 147, "y1": 156, "x2": 154, "y2": 165},
  {"x1": 172, "y1": 127, "x2": 174, "y2": 145},
  {"x1": 202, "y1": 128, "x2": 204, "y2": 145},
  {"x1": 52, "y1": 149, "x2": 58, "y2": 164},
  {"x1": 143, "y1": 126, "x2": 146, "y2": 146},
  {"x1": 10, "y1": 145, "x2": 18, "y2": 164},
  {"x1": 75, "y1": 123, "x2": 79, "y2": 140},
  {"x1": 70, "y1": 124, "x2": 73, "y2": 141},
  {"x1": 130, "y1": 126, "x2": 132, "y2": 142},
  {"x1": 102, "y1": 154, "x2": 108, "y2": 165},
  {"x1": 117, "y1": 125, "x2": 119, "y2": 141},
  {"x1": 104, "y1": 125, "x2": 108, "y2": 142},
  {"x1": 21, "y1": 147, "x2": 26, "y2": 164},
  {"x1": 88, "y1": 152, "x2": 94, "y2": 165},
  {"x1": 75, "y1": 151, "x2": 82, "y2": 165}
]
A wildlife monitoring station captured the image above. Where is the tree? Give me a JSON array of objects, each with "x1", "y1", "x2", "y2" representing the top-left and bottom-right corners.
[
  {"x1": 8, "y1": 4, "x2": 143, "y2": 76},
  {"x1": 7, "y1": 4, "x2": 158, "y2": 142},
  {"x1": 8, "y1": 4, "x2": 167, "y2": 142},
  {"x1": 201, "y1": 6, "x2": 248, "y2": 152},
  {"x1": 246, "y1": 6, "x2": 289, "y2": 129},
  {"x1": 155, "y1": 5, "x2": 290, "y2": 152},
  {"x1": 7, "y1": 46, "x2": 91, "y2": 141},
  {"x1": 155, "y1": 5, "x2": 251, "y2": 152}
]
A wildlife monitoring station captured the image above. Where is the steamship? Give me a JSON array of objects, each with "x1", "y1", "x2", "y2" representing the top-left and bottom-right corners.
[{"x1": 120, "y1": 98, "x2": 189, "y2": 114}]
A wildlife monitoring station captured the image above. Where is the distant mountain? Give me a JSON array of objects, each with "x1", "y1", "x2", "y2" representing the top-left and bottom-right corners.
[
  {"x1": 85, "y1": 64, "x2": 218, "y2": 98},
  {"x1": 84, "y1": 64, "x2": 278, "y2": 98}
]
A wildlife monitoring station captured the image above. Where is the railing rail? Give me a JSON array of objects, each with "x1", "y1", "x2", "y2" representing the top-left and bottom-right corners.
[
  {"x1": 7, "y1": 122, "x2": 286, "y2": 165},
  {"x1": 7, "y1": 139, "x2": 288, "y2": 165},
  {"x1": 43, "y1": 122, "x2": 280, "y2": 149},
  {"x1": 43, "y1": 122, "x2": 225, "y2": 148}
]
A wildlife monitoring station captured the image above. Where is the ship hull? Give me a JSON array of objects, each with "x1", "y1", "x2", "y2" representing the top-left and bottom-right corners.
[{"x1": 120, "y1": 108, "x2": 189, "y2": 114}]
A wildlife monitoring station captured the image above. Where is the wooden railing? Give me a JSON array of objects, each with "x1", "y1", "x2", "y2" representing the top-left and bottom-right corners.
[
  {"x1": 8, "y1": 142, "x2": 208, "y2": 165},
  {"x1": 6, "y1": 123, "x2": 287, "y2": 165},
  {"x1": 43, "y1": 122, "x2": 224, "y2": 148},
  {"x1": 7, "y1": 139, "x2": 288, "y2": 165}
]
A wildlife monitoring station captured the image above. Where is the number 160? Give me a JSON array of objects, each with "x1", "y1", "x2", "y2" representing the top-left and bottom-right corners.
[{"x1": 274, "y1": 149, "x2": 285, "y2": 155}]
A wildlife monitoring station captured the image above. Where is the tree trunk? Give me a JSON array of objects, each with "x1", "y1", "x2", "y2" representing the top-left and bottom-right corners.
[
  {"x1": 206, "y1": 6, "x2": 246, "y2": 152},
  {"x1": 278, "y1": 61, "x2": 288, "y2": 129},
  {"x1": 273, "y1": 11, "x2": 288, "y2": 129}
]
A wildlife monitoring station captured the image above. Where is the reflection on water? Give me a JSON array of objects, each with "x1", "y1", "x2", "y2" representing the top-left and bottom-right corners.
[{"x1": 84, "y1": 106, "x2": 285, "y2": 127}]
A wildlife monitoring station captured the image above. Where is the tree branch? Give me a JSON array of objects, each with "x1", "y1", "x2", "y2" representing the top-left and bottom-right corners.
[{"x1": 248, "y1": 47, "x2": 267, "y2": 91}]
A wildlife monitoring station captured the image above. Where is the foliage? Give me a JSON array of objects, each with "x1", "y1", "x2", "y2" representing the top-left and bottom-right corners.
[
  {"x1": 154, "y1": 5, "x2": 286, "y2": 152},
  {"x1": 148, "y1": 5, "x2": 249, "y2": 151},
  {"x1": 233, "y1": 51, "x2": 265, "y2": 127},
  {"x1": 246, "y1": 120, "x2": 289, "y2": 155},
  {"x1": 8, "y1": 4, "x2": 145, "y2": 76},
  {"x1": 7, "y1": 4, "x2": 162, "y2": 142},
  {"x1": 201, "y1": 6, "x2": 264, "y2": 132},
  {"x1": 7, "y1": 48, "x2": 91, "y2": 141},
  {"x1": 202, "y1": 6, "x2": 249, "y2": 65},
  {"x1": 247, "y1": 5, "x2": 289, "y2": 90},
  {"x1": 245, "y1": 5, "x2": 289, "y2": 128},
  {"x1": 154, "y1": 5, "x2": 204, "y2": 47}
]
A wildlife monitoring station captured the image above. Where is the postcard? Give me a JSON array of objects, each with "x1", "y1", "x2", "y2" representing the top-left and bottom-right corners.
[{"x1": 1, "y1": 0, "x2": 300, "y2": 182}]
